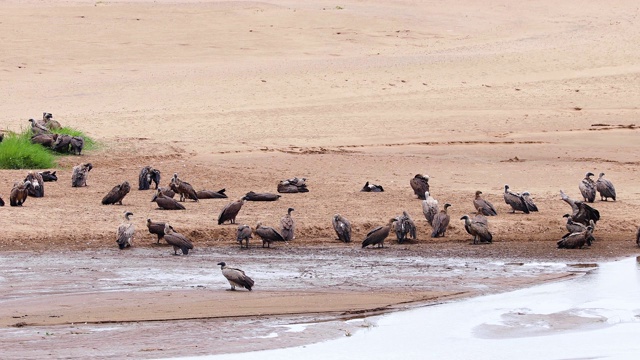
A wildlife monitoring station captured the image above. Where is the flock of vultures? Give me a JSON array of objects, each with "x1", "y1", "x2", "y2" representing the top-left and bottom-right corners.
[{"x1": 2, "y1": 118, "x2": 639, "y2": 290}]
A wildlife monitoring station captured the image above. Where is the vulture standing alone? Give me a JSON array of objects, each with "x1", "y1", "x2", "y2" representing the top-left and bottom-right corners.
[
  {"x1": 280, "y1": 208, "x2": 295, "y2": 241},
  {"x1": 503, "y1": 185, "x2": 530, "y2": 214},
  {"x1": 422, "y1": 191, "x2": 439, "y2": 225},
  {"x1": 431, "y1": 203, "x2": 451, "y2": 238},
  {"x1": 578, "y1": 172, "x2": 597, "y2": 203},
  {"x1": 217, "y1": 198, "x2": 246, "y2": 225},
  {"x1": 217, "y1": 262, "x2": 254, "y2": 291},
  {"x1": 460, "y1": 215, "x2": 493, "y2": 245},
  {"x1": 332, "y1": 214, "x2": 352, "y2": 243},
  {"x1": 151, "y1": 189, "x2": 186, "y2": 210},
  {"x1": 596, "y1": 173, "x2": 616, "y2": 201},
  {"x1": 474, "y1": 190, "x2": 497, "y2": 216},
  {"x1": 163, "y1": 224, "x2": 194, "y2": 255},
  {"x1": 102, "y1": 181, "x2": 131, "y2": 205},
  {"x1": 410, "y1": 174, "x2": 430, "y2": 199},
  {"x1": 146, "y1": 219, "x2": 167, "y2": 243},
  {"x1": 362, "y1": 219, "x2": 395, "y2": 248},
  {"x1": 10, "y1": 180, "x2": 32, "y2": 206},
  {"x1": 71, "y1": 163, "x2": 93, "y2": 187},
  {"x1": 255, "y1": 222, "x2": 286, "y2": 248},
  {"x1": 116, "y1": 211, "x2": 135, "y2": 249},
  {"x1": 236, "y1": 224, "x2": 252, "y2": 249}
]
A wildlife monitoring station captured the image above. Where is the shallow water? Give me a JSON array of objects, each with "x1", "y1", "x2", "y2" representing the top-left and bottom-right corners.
[{"x1": 173, "y1": 256, "x2": 640, "y2": 360}]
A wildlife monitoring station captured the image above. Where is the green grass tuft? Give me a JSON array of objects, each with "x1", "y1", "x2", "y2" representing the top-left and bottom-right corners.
[{"x1": 0, "y1": 132, "x2": 56, "y2": 169}]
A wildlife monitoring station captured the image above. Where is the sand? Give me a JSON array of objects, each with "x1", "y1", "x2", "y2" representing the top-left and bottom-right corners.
[{"x1": 0, "y1": 0, "x2": 639, "y2": 358}]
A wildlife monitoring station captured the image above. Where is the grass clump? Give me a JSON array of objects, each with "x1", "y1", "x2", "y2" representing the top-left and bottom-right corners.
[{"x1": 0, "y1": 132, "x2": 56, "y2": 169}]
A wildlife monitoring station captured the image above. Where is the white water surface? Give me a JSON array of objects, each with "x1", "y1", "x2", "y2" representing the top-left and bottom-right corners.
[{"x1": 171, "y1": 257, "x2": 640, "y2": 360}]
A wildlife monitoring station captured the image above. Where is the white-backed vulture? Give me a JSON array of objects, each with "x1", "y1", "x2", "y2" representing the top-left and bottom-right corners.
[
  {"x1": 562, "y1": 214, "x2": 595, "y2": 244},
  {"x1": 578, "y1": 172, "x2": 596, "y2": 203},
  {"x1": 332, "y1": 214, "x2": 352, "y2": 243},
  {"x1": 10, "y1": 180, "x2": 32, "y2": 206},
  {"x1": 244, "y1": 191, "x2": 280, "y2": 201},
  {"x1": 360, "y1": 181, "x2": 384, "y2": 192},
  {"x1": 255, "y1": 222, "x2": 286, "y2": 248},
  {"x1": 560, "y1": 190, "x2": 600, "y2": 225},
  {"x1": 474, "y1": 190, "x2": 497, "y2": 216},
  {"x1": 277, "y1": 177, "x2": 309, "y2": 193},
  {"x1": 42, "y1": 112, "x2": 62, "y2": 130},
  {"x1": 102, "y1": 181, "x2": 131, "y2": 205},
  {"x1": 431, "y1": 203, "x2": 451, "y2": 238},
  {"x1": 28, "y1": 118, "x2": 50, "y2": 135},
  {"x1": 521, "y1": 191, "x2": 538, "y2": 212},
  {"x1": 422, "y1": 191, "x2": 439, "y2": 225},
  {"x1": 460, "y1": 215, "x2": 492, "y2": 245},
  {"x1": 151, "y1": 189, "x2": 186, "y2": 210},
  {"x1": 217, "y1": 262, "x2": 254, "y2": 291},
  {"x1": 31, "y1": 133, "x2": 58, "y2": 147},
  {"x1": 39, "y1": 170, "x2": 57, "y2": 182},
  {"x1": 217, "y1": 198, "x2": 246, "y2": 225},
  {"x1": 557, "y1": 226, "x2": 594, "y2": 249},
  {"x1": 393, "y1": 211, "x2": 417, "y2": 243},
  {"x1": 170, "y1": 173, "x2": 198, "y2": 202},
  {"x1": 636, "y1": 226, "x2": 640, "y2": 248},
  {"x1": 280, "y1": 207, "x2": 295, "y2": 241},
  {"x1": 164, "y1": 224, "x2": 193, "y2": 255},
  {"x1": 410, "y1": 174, "x2": 429, "y2": 199},
  {"x1": 596, "y1": 173, "x2": 616, "y2": 201},
  {"x1": 52, "y1": 134, "x2": 72, "y2": 153},
  {"x1": 69, "y1": 136, "x2": 84, "y2": 155},
  {"x1": 197, "y1": 189, "x2": 228, "y2": 199},
  {"x1": 116, "y1": 211, "x2": 135, "y2": 249},
  {"x1": 146, "y1": 218, "x2": 167, "y2": 243},
  {"x1": 362, "y1": 219, "x2": 394, "y2": 248},
  {"x1": 24, "y1": 171, "x2": 44, "y2": 197},
  {"x1": 503, "y1": 185, "x2": 530, "y2": 214},
  {"x1": 138, "y1": 166, "x2": 161, "y2": 190},
  {"x1": 71, "y1": 163, "x2": 93, "y2": 187},
  {"x1": 0, "y1": 196, "x2": 4, "y2": 206},
  {"x1": 236, "y1": 224, "x2": 252, "y2": 249}
]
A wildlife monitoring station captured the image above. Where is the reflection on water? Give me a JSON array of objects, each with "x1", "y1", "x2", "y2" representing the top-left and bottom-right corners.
[{"x1": 172, "y1": 257, "x2": 640, "y2": 360}]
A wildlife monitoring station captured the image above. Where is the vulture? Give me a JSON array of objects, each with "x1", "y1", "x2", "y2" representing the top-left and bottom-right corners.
[
  {"x1": 557, "y1": 226, "x2": 594, "y2": 249},
  {"x1": 217, "y1": 262, "x2": 254, "y2": 291},
  {"x1": 236, "y1": 224, "x2": 252, "y2": 249},
  {"x1": 138, "y1": 166, "x2": 161, "y2": 190},
  {"x1": 69, "y1": 136, "x2": 84, "y2": 155},
  {"x1": 158, "y1": 186, "x2": 176, "y2": 198},
  {"x1": 116, "y1": 211, "x2": 135, "y2": 249},
  {"x1": 42, "y1": 112, "x2": 62, "y2": 130},
  {"x1": 422, "y1": 191, "x2": 439, "y2": 225},
  {"x1": 636, "y1": 226, "x2": 640, "y2": 248},
  {"x1": 31, "y1": 133, "x2": 58, "y2": 147},
  {"x1": 393, "y1": 211, "x2": 417, "y2": 243},
  {"x1": 578, "y1": 172, "x2": 596, "y2": 203},
  {"x1": 521, "y1": 191, "x2": 538, "y2": 212},
  {"x1": 503, "y1": 185, "x2": 530, "y2": 214},
  {"x1": 10, "y1": 180, "x2": 32, "y2": 206},
  {"x1": 52, "y1": 134, "x2": 72, "y2": 153},
  {"x1": 277, "y1": 177, "x2": 309, "y2": 193},
  {"x1": 560, "y1": 190, "x2": 600, "y2": 225},
  {"x1": 151, "y1": 189, "x2": 186, "y2": 210},
  {"x1": 460, "y1": 215, "x2": 493, "y2": 245},
  {"x1": 360, "y1": 181, "x2": 384, "y2": 192},
  {"x1": 562, "y1": 214, "x2": 596, "y2": 244},
  {"x1": 473, "y1": 209, "x2": 489, "y2": 227},
  {"x1": 24, "y1": 171, "x2": 44, "y2": 197},
  {"x1": 197, "y1": 189, "x2": 228, "y2": 199},
  {"x1": 596, "y1": 173, "x2": 616, "y2": 201},
  {"x1": 280, "y1": 207, "x2": 295, "y2": 241},
  {"x1": 101, "y1": 181, "x2": 131, "y2": 205},
  {"x1": 28, "y1": 118, "x2": 50, "y2": 135},
  {"x1": 431, "y1": 203, "x2": 451, "y2": 238},
  {"x1": 71, "y1": 163, "x2": 93, "y2": 187},
  {"x1": 170, "y1": 173, "x2": 198, "y2": 202},
  {"x1": 244, "y1": 191, "x2": 281, "y2": 201},
  {"x1": 146, "y1": 218, "x2": 167, "y2": 243},
  {"x1": 39, "y1": 171, "x2": 58, "y2": 182},
  {"x1": 332, "y1": 214, "x2": 352, "y2": 243},
  {"x1": 474, "y1": 190, "x2": 497, "y2": 216},
  {"x1": 362, "y1": 219, "x2": 395, "y2": 248},
  {"x1": 410, "y1": 174, "x2": 430, "y2": 199},
  {"x1": 0, "y1": 196, "x2": 4, "y2": 206},
  {"x1": 163, "y1": 224, "x2": 194, "y2": 255},
  {"x1": 255, "y1": 222, "x2": 286, "y2": 248},
  {"x1": 217, "y1": 198, "x2": 246, "y2": 225}
]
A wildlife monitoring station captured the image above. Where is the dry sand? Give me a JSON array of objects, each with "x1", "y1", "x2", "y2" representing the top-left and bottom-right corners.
[{"x1": 1, "y1": 0, "x2": 640, "y2": 358}]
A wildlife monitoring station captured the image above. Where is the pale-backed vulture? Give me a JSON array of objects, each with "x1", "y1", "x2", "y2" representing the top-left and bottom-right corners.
[
  {"x1": 197, "y1": 189, "x2": 228, "y2": 199},
  {"x1": 244, "y1": 191, "x2": 280, "y2": 201},
  {"x1": 636, "y1": 226, "x2": 640, "y2": 248},
  {"x1": 164, "y1": 224, "x2": 193, "y2": 255},
  {"x1": 460, "y1": 215, "x2": 493, "y2": 245},
  {"x1": 69, "y1": 136, "x2": 84, "y2": 155},
  {"x1": 158, "y1": 186, "x2": 176, "y2": 198},
  {"x1": 521, "y1": 191, "x2": 539, "y2": 212},
  {"x1": 562, "y1": 214, "x2": 595, "y2": 244},
  {"x1": 42, "y1": 112, "x2": 62, "y2": 130},
  {"x1": 24, "y1": 171, "x2": 44, "y2": 197},
  {"x1": 557, "y1": 226, "x2": 594, "y2": 249},
  {"x1": 28, "y1": 118, "x2": 50, "y2": 135},
  {"x1": 280, "y1": 207, "x2": 295, "y2": 241},
  {"x1": 393, "y1": 211, "x2": 417, "y2": 243},
  {"x1": 332, "y1": 214, "x2": 352, "y2": 243},
  {"x1": 10, "y1": 180, "x2": 32, "y2": 206},
  {"x1": 0, "y1": 196, "x2": 4, "y2": 206},
  {"x1": 39, "y1": 171, "x2": 57, "y2": 182},
  {"x1": 578, "y1": 172, "x2": 596, "y2": 203},
  {"x1": 362, "y1": 219, "x2": 395, "y2": 248},
  {"x1": 170, "y1": 173, "x2": 198, "y2": 202},
  {"x1": 217, "y1": 198, "x2": 246, "y2": 225},
  {"x1": 431, "y1": 203, "x2": 451, "y2": 238},
  {"x1": 560, "y1": 190, "x2": 600, "y2": 225},
  {"x1": 503, "y1": 185, "x2": 530, "y2": 214},
  {"x1": 277, "y1": 177, "x2": 308, "y2": 193},
  {"x1": 255, "y1": 222, "x2": 286, "y2": 248},
  {"x1": 71, "y1": 163, "x2": 93, "y2": 187},
  {"x1": 146, "y1": 218, "x2": 167, "y2": 243},
  {"x1": 101, "y1": 181, "x2": 131, "y2": 205},
  {"x1": 474, "y1": 190, "x2": 497, "y2": 216},
  {"x1": 360, "y1": 181, "x2": 384, "y2": 192},
  {"x1": 596, "y1": 173, "x2": 616, "y2": 201},
  {"x1": 236, "y1": 224, "x2": 252, "y2": 249},
  {"x1": 410, "y1": 174, "x2": 429, "y2": 199},
  {"x1": 138, "y1": 166, "x2": 161, "y2": 190},
  {"x1": 422, "y1": 191, "x2": 439, "y2": 225},
  {"x1": 116, "y1": 211, "x2": 135, "y2": 249},
  {"x1": 217, "y1": 262, "x2": 254, "y2": 291},
  {"x1": 151, "y1": 189, "x2": 186, "y2": 210},
  {"x1": 31, "y1": 133, "x2": 58, "y2": 147},
  {"x1": 52, "y1": 134, "x2": 72, "y2": 153}
]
